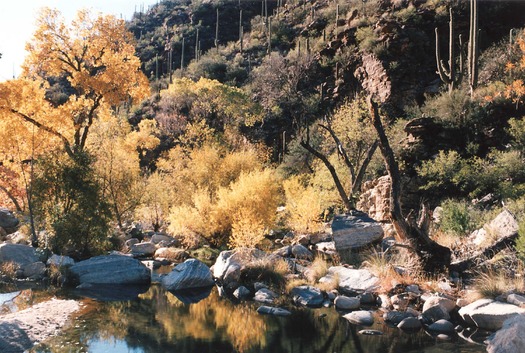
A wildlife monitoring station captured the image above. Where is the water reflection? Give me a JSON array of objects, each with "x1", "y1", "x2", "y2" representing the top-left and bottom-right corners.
[{"x1": 30, "y1": 285, "x2": 486, "y2": 353}]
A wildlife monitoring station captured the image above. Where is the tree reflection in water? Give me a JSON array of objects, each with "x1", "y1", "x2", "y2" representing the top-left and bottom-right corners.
[{"x1": 30, "y1": 285, "x2": 485, "y2": 353}]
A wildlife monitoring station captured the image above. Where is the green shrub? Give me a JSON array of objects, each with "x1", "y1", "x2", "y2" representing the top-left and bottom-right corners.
[{"x1": 439, "y1": 199, "x2": 474, "y2": 236}]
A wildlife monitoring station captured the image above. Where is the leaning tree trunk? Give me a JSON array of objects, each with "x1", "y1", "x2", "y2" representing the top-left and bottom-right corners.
[{"x1": 368, "y1": 98, "x2": 452, "y2": 272}]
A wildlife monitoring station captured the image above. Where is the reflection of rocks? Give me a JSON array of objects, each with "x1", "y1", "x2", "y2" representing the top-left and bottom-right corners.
[
  {"x1": 162, "y1": 259, "x2": 214, "y2": 291},
  {"x1": 257, "y1": 306, "x2": 291, "y2": 316},
  {"x1": 343, "y1": 310, "x2": 374, "y2": 326},
  {"x1": 168, "y1": 286, "x2": 213, "y2": 304},
  {"x1": 70, "y1": 254, "x2": 151, "y2": 285},
  {"x1": 74, "y1": 283, "x2": 149, "y2": 301},
  {"x1": 291, "y1": 286, "x2": 324, "y2": 308}
]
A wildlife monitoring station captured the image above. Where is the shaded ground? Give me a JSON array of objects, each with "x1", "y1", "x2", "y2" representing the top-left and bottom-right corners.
[{"x1": 0, "y1": 298, "x2": 80, "y2": 352}]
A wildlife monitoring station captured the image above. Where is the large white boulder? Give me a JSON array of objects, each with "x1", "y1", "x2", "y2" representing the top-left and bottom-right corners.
[
  {"x1": 332, "y1": 212, "x2": 384, "y2": 250},
  {"x1": 459, "y1": 299, "x2": 525, "y2": 330},
  {"x1": 487, "y1": 314, "x2": 525, "y2": 353},
  {"x1": 161, "y1": 259, "x2": 214, "y2": 291},
  {"x1": 321, "y1": 266, "x2": 379, "y2": 294}
]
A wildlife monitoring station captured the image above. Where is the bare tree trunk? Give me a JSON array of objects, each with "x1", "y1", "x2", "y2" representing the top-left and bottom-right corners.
[{"x1": 368, "y1": 98, "x2": 451, "y2": 272}]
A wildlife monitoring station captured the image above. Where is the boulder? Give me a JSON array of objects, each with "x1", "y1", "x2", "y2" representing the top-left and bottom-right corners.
[
  {"x1": 331, "y1": 212, "x2": 384, "y2": 250},
  {"x1": 46, "y1": 254, "x2": 75, "y2": 267},
  {"x1": 398, "y1": 317, "x2": 422, "y2": 330},
  {"x1": 233, "y1": 286, "x2": 251, "y2": 300},
  {"x1": 359, "y1": 292, "x2": 376, "y2": 305},
  {"x1": 70, "y1": 255, "x2": 151, "y2": 285},
  {"x1": 459, "y1": 299, "x2": 525, "y2": 330},
  {"x1": 322, "y1": 266, "x2": 379, "y2": 294},
  {"x1": 335, "y1": 295, "x2": 360, "y2": 310},
  {"x1": 273, "y1": 245, "x2": 292, "y2": 257},
  {"x1": 154, "y1": 248, "x2": 189, "y2": 263},
  {"x1": 291, "y1": 286, "x2": 324, "y2": 307},
  {"x1": 130, "y1": 242, "x2": 157, "y2": 257},
  {"x1": 487, "y1": 314, "x2": 525, "y2": 353},
  {"x1": 470, "y1": 209, "x2": 518, "y2": 246},
  {"x1": 22, "y1": 262, "x2": 46, "y2": 279},
  {"x1": 162, "y1": 259, "x2": 214, "y2": 291},
  {"x1": 384, "y1": 311, "x2": 415, "y2": 326},
  {"x1": 428, "y1": 319, "x2": 455, "y2": 333},
  {"x1": 0, "y1": 208, "x2": 19, "y2": 234},
  {"x1": 150, "y1": 233, "x2": 179, "y2": 247},
  {"x1": 0, "y1": 244, "x2": 38, "y2": 267},
  {"x1": 291, "y1": 244, "x2": 313, "y2": 260},
  {"x1": 422, "y1": 304, "x2": 450, "y2": 323},
  {"x1": 507, "y1": 294, "x2": 525, "y2": 308},
  {"x1": 256, "y1": 306, "x2": 291, "y2": 316},
  {"x1": 343, "y1": 310, "x2": 374, "y2": 326},
  {"x1": 254, "y1": 288, "x2": 278, "y2": 304},
  {"x1": 315, "y1": 241, "x2": 337, "y2": 256},
  {"x1": 125, "y1": 238, "x2": 139, "y2": 248},
  {"x1": 422, "y1": 296, "x2": 456, "y2": 313},
  {"x1": 212, "y1": 249, "x2": 265, "y2": 284}
]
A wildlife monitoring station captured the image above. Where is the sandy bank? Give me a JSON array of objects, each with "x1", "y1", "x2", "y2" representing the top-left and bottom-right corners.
[{"x1": 0, "y1": 298, "x2": 80, "y2": 352}]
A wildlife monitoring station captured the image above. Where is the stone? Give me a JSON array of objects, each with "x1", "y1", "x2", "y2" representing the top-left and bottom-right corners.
[
  {"x1": 470, "y1": 209, "x2": 518, "y2": 246},
  {"x1": 323, "y1": 266, "x2": 379, "y2": 294},
  {"x1": 391, "y1": 294, "x2": 409, "y2": 311},
  {"x1": 459, "y1": 299, "x2": 525, "y2": 330},
  {"x1": 46, "y1": 254, "x2": 75, "y2": 267},
  {"x1": 0, "y1": 208, "x2": 19, "y2": 234},
  {"x1": 151, "y1": 233, "x2": 179, "y2": 246},
  {"x1": 383, "y1": 311, "x2": 415, "y2": 326},
  {"x1": 428, "y1": 319, "x2": 455, "y2": 333},
  {"x1": 0, "y1": 244, "x2": 38, "y2": 267},
  {"x1": 162, "y1": 259, "x2": 214, "y2": 291},
  {"x1": 487, "y1": 314, "x2": 525, "y2": 353},
  {"x1": 130, "y1": 242, "x2": 157, "y2": 257},
  {"x1": 254, "y1": 282, "x2": 268, "y2": 291},
  {"x1": 507, "y1": 293, "x2": 525, "y2": 308},
  {"x1": 343, "y1": 310, "x2": 374, "y2": 326},
  {"x1": 291, "y1": 244, "x2": 313, "y2": 260},
  {"x1": 256, "y1": 306, "x2": 291, "y2": 316},
  {"x1": 254, "y1": 288, "x2": 278, "y2": 304},
  {"x1": 125, "y1": 238, "x2": 139, "y2": 248},
  {"x1": 154, "y1": 248, "x2": 189, "y2": 263},
  {"x1": 358, "y1": 329, "x2": 383, "y2": 335},
  {"x1": 22, "y1": 261, "x2": 46, "y2": 279},
  {"x1": 405, "y1": 285, "x2": 421, "y2": 295},
  {"x1": 335, "y1": 295, "x2": 360, "y2": 310},
  {"x1": 456, "y1": 298, "x2": 470, "y2": 308},
  {"x1": 359, "y1": 292, "x2": 376, "y2": 305},
  {"x1": 212, "y1": 249, "x2": 265, "y2": 284},
  {"x1": 291, "y1": 286, "x2": 324, "y2": 307},
  {"x1": 422, "y1": 304, "x2": 450, "y2": 323},
  {"x1": 422, "y1": 296, "x2": 456, "y2": 313},
  {"x1": 398, "y1": 317, "x2": 422, "y2": 330},
  {"x1": 273, "y1": 245, "x2": 292, "y2": 257},
  {"x1": 315, "y1": 241, "x2": 337, "y2": 256},
  {"x1": 70, "y1": 255, "x2": 151, "y2": 285},
  {"x1": 378, "y1": 294, "x2": 392, "y2": 310},
  {"x1": 331, "y1": 212, "x2": 384, "y2": 250},
  {"x1": 233, "y1": 286, "x2": 251, "y2": 300}
]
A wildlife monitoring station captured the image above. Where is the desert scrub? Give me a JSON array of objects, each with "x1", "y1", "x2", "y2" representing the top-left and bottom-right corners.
[
  {"x1": 240, "y1": 256, "x2": 290, "y2": 291},
  {"x1": 0, "y1": 261, "x2": 18, "y2": 280}
]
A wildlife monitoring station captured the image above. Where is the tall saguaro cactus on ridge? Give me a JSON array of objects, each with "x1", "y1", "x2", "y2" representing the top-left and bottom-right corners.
[
  {"x1": 435, "y1": 8, "x2": 463, "y2": 94},
  {"x1": 468, "y1": 0, "x2": 479, "y2": 95}
]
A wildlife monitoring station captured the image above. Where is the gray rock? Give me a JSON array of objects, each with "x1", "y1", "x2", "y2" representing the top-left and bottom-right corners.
[
  {"x1": 291, "y1": 286, "x2": 324, "y2": 307},
  {"x1": 359, "y1": 292, "x2": 376, "y2": 305},
  {"x1": 322, "y1": 266, "x2": 379, "y2": 293},
  {"x1": 428, "y1": 319, "x2": 455, "y2": 333},
  {"x1": 151, "y1": 233, "x2": 179, "y2": 246},
  {"x1": 507, "y1": 294, "x2": 525, "y2": 308},
  {"x1": 233, "y1": 286, "x2": 251, "y2": 300},
  {"x1": 398, "y1": 317, "x2": 422, "y2": 330},
  {"x1": 335, "y1": 295, "x2": 360, "y2": 310},
  {"x1": 332, "y1": 212, "x2": 384, "y2": 250},
  {"x1": 125, "y1": 238, "x2": 139, "y2": 248},
  {"x1": 0, "y1": 244, "x2": 38, "y2": 267},
  {"x1": 487, "y1": 314, "x2": 525, "y2": 353},
  {"x1": 343, "y1": 310, "x2": 374, "y2": 326},
  {"x1": 422, "y1": 304, "x2": 450, "y2": 323},
  {"x1": 273, "y1": 245, "x2": 292, "y2": 257},
  {"x1": 154, "y1": 248, "x2": 189, "y2": 263},
  {"x1": 459, "y1": 299, "x2": 525, "y2": 330},
  {"x1": 422, "y1": 296, "x2": 456, "y2": 313},
  {"x1": 254, "y1": 288, "x2": 278, "y2": 304},
  {"x1": 162, "y1": 259, "x2": 214, "y2": 291},
  {"x1": 315, "y1": 241, "x2": 337, "y2": 256},
  {"x1": 0, "y1": 208, "x2": 19, "y2": 234},
  {"x1": 212, "y1": 249, "x2": 265, "y2": 284},
  {"x1": 405, "y1": 285, "x2": 421, "y2": 295},
  {"x1": 254, "y1": 282, "x2": 268, "y2": 291},
  {"x1": 22, "y1": 261, "x2": 46, "y2": 279},
  {"x1": 470, "y1": 209, "x2": 518, "y2": 246},
  {"x1": 70, "y1": 255, "x2": 151, "y2": 285},
  {"x1": 130, "y1": 242, "x2": 157, "y2": 257},
  {"x1": 384, "y1": 311, "x2": 415, "y2": 325},
  {"x1": 358, "y1": 329, "x2": 383, "y2": 335},
  {"x1": 256, "y1": 306, "x2": 291, "y2": 316},
  {"x1": 291, "y1": 244, "x2": 313, "y2": 260},
  {"x1": 46, "y1": 254, "x2": 75, "y2": 267}
]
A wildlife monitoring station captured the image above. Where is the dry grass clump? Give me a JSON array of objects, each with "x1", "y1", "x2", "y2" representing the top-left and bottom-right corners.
[
  {"x1": 305, "y1": 257, "x2": 330, "y2": 283},
  {"x1": 0, "y1": 261, "x2": 18, "y2": 280},
  {"x1": 362, "y1": 249, "x2": 422, "y2": 293},
  {"x1": 472, "y1": 269, "x2": 525, "y2": 299},
  {"x1": 240, "y1": 256, "x2": 290, "y2": 291}
]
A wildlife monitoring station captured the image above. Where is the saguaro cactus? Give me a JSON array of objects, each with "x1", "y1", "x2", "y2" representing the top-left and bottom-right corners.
[
  {"x1": 468, "y1": 0, "x2": 479, "y2": 95},
  {"x1": 215, "y1": 8, "x2": 219, "y2": 52},
  {"x1": 435, "y1": 8, "x2": 463, "y2": 94}
]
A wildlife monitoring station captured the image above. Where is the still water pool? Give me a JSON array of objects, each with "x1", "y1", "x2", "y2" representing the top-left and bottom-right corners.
[{"x1": 19, "y1": 284, "x2": 488, "y2": 353}]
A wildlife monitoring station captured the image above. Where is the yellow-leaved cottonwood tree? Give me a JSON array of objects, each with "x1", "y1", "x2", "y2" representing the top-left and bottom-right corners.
[{"x1": 0, "y1": 8, "x2": 150, "y2": 254}]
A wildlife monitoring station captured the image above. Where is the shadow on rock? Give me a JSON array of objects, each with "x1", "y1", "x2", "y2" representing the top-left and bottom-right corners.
[{"x1": 168, "y1": 285, "x2": 213, "y2": 304}]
